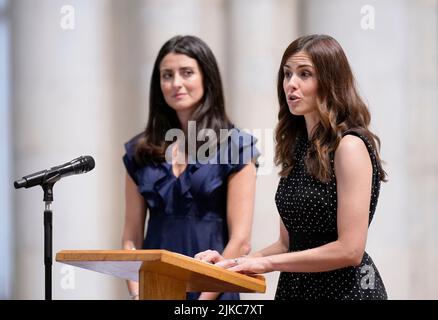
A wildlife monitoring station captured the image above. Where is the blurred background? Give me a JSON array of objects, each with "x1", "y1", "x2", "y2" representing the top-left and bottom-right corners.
[{"x1": 0, "y1": 0, "x2": 437, "y2": 300}]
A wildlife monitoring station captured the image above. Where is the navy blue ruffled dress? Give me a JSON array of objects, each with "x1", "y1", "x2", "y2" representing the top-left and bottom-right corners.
[{"x1": 123, "y1": 128, "x2": 260, "y2": 300}]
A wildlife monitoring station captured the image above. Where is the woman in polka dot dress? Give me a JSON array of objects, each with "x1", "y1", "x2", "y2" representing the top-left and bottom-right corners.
[{"x1": 196, "y1": 34, "x2": 387, "y2": 300}]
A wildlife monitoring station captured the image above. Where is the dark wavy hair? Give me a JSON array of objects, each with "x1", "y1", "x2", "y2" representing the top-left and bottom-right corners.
[
  {"x1": 135, "y1": 35, "x2": 231, "y2": 164},
  {"x1": 274, "y1": 34, "x2": 387, "y2": 182}
]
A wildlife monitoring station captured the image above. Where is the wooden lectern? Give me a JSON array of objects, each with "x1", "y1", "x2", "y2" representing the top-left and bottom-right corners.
[{"x1": 56, "y1": 250, "x2": 266, "y2": 300}]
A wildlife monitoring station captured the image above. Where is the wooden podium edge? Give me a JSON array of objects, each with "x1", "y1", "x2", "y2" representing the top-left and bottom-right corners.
[{"x1": 56, "y1": 249, "x2": 266, "y2": 293}]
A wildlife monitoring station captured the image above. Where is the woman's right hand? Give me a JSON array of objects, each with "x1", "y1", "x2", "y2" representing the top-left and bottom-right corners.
[{"x1": 194, "y1": 250, "x2": 226, "y2": 264}]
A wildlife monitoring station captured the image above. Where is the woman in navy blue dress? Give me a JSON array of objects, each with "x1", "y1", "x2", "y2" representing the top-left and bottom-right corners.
[
  {"x1": 121, "y1": 35, "x2": 260, "y2": 300},
  {"x1": 196, "y1": 35, "x2": 387, "y2": 300}
]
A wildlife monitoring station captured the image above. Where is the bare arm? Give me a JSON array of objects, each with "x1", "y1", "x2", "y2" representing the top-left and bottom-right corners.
[
  {"x1": 223, "y1": 162, "x2": 257, "y2": 257},
  {"x1": 198, "y1": 162, "x2": 257, "y2": 299},
  {"x1": 122, "y1": 172, "x2": 147, "y2": 298},
  {"x1": 222, "y1": 135, "x2": 372, "y2": 274}
]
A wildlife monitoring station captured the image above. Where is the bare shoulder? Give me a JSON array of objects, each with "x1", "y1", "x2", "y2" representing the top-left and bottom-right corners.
[{"x1": 334, "y1": 135, "x2": 371, "y2": 173}]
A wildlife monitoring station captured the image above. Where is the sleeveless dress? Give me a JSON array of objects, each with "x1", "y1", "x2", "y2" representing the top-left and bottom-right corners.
[
  {"x1": 123, "y1": 128, "x2": 260, "y2": 300},
  {"x1": 274, "y1": 131, "x2": 387, "y2": 300}
]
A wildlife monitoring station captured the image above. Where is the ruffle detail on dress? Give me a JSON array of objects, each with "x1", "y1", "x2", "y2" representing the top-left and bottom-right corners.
[
  {"x1": 136, "y1": 163, "x2": 170, "y2": 209},
  {"x1": 218, "y1": 128, "x2": 261, "y2": 176},
  {"x1": 187, "y1": 164, "x2": 224, "y2": 197},
  {"x1": 122, "y1": 133, "x2": 143, "y2": 184},
  {"x1": 136, "y1": 161, "x2": 204, "y2": 210},
  {"x1": 178, "y1": 162, "x2": 202, "y2": 200},
  {"x1": 123, "y1": 128, "x2": 261, "y2": 213}
]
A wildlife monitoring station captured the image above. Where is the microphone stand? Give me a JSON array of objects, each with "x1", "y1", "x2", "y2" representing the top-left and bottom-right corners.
[
  {"x1": 14, "y1": 156, "x2": 95, "y2": 300},
  {"x1": 42, "y1": 182, "x2": 55, "y2": 301}
]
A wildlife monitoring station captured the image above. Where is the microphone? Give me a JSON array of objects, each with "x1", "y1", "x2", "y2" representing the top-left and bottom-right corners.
[{"x1": 14, "y1": 156, "x2": 95, "y2": 189}]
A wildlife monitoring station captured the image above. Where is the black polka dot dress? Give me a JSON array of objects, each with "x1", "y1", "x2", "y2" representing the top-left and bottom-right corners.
[{"x1": 274, "y1": 131, "x2": 387, "y2": 300}]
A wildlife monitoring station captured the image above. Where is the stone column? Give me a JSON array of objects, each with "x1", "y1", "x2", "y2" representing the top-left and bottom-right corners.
[
  {"x1": 11, "y1": 0, "x2": 124, "y2": 299},
  {"x1": 225, "y1": 0, "x2": 300, "y2": 300},
  {"x1": 405, "y1": 0, "x2": 438, "y2": 299}
]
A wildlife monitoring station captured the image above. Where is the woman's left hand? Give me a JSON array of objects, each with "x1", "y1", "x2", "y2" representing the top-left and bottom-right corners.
[
  {"x1": 215, "y1": 256, "x2": 272, "y2": 275},
  {"x1": 194, "y1": 250, "x2": 225, "y2": 264}
]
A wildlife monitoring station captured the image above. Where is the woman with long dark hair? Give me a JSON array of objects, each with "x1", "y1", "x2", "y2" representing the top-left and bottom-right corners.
[
  {"x1": 122, "y1": 35, "x2": 259, "y2": 300},
  {"x1": 196, "y1": 34, "x2": 387, "y2": 300}
]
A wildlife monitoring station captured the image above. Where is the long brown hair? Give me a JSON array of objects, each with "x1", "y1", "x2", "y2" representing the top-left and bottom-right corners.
[
  {"x1": 135, "y1": 35, "x2": 231, "y2": 164},
  {"x1": 274, "y1": 34, "x2": 387, "y2": 182}
]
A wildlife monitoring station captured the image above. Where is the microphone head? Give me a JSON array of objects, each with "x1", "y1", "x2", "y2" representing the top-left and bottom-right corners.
[
  {"x1": 83, "y1": 156, "x2": 95, "y2": 172},
  {"x1": 14, "y1": 179, "x2": 26, "y2": 189}
]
